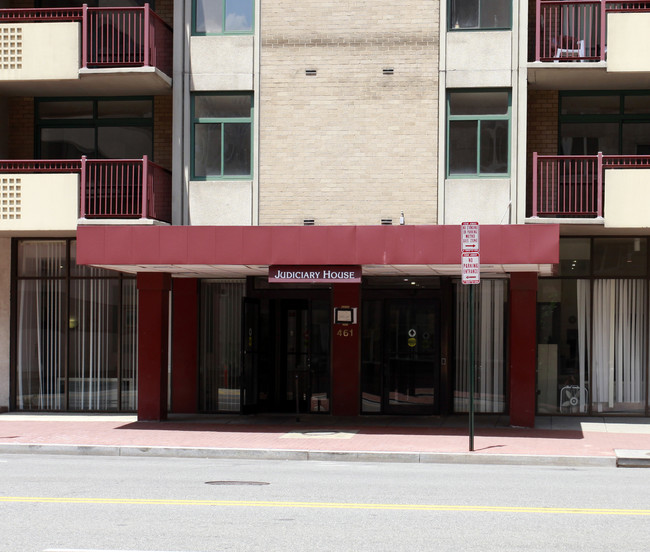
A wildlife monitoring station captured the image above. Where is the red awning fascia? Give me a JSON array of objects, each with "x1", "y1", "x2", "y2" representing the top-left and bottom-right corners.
[{"x1": 76, "y1": 224, "x2": 559, "y2": 267}]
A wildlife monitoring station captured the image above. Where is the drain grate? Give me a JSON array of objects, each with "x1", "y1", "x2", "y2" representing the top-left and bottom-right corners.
[{"x1": 205, "y1": 481, "x2": 269, "y2": 486}]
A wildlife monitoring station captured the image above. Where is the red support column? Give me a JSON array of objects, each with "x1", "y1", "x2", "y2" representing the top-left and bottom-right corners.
[
  {"x1": 137, "y1": 272, "x2": 171, "y2": 421},
  {"x1": 509, "y1": 272, "x2": 538, "y2": 428},
  {"x1": 331, "y1": 283, "x2": 361, "y2": 416},
  {"x1": 171, "y1": 279, "x2": 199, "y2": 413}
]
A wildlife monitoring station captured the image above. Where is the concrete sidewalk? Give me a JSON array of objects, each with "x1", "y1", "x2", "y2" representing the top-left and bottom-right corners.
[{"x1": 1, "y1": 413, "x2": 650, "y2": 467}]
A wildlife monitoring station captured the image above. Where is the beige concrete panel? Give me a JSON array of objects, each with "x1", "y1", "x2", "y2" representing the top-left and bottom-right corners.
[
  {"x1": 444, "y1": 179, "x2": 511, "y2": 225},
  {"x1": 0, "y1": 238, "x2": 9, "y2": 410},
  {"x1": 607, "y1": 14, "x2": 650, "y2": 73},
  {"x1": 189, "y1": 36, "x2": 253, "y2": 90},
  {"x1": 446, "y1": 69, "x2": 512, "y2": 88},
  {"x1": 0, "y1": 22, "x2": 79, "y2": 81},
  {"x1": 0, "y1": 174, "x2": 78, "y2": 232},
  {"x1": 604, "y1": 169, "x2": 650, "y2": 228},
  {"x1": 188, "y1": 180, "x2": 252, "y2": 225},
  {"x1": 446, "y1": 31, "x2": 512, "y2": 86}
]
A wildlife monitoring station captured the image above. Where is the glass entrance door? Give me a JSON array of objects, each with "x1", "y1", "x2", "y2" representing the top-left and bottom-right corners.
[
  {"x1": 385, "y1": 299, "x2": 439, "y2": 414},
  {"x1": 362, "y1": 297, "x2": 440, "y2": 414},
  {"x1": 245, "y1": 296, "x2": 331, "y2": 414},
  {"x1": 283, "y1": 301, "x2": 311, "y2": 413}
]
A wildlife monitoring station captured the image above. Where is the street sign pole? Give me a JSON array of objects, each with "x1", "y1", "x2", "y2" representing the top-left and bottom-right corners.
[
  {"x1": 469, "y1": 284, "x2": 475, "y2": 452},
  {"x1": 461, "y1": 222, "x2": 479, "y2": 453}
]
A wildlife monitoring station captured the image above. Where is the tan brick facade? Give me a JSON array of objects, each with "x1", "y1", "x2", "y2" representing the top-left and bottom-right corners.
[{"x1": 259, "y1": 0, "x2": 439, "y2": 226}]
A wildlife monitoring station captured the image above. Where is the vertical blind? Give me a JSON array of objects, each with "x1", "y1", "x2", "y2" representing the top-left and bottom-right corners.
[
  {"x1": 454, "y1": 279, "x2": 507, "y2": 413},
  {"x1": 15, "y1": 240, "x2": 137, "y2": 411}
]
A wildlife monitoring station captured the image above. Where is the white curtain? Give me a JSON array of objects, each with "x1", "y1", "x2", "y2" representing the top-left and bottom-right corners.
[
  {"x1": 592, "y1": 279, "x2": 646, "y2": 412},
  {"x1": 16, "y1": 241, "x2": 66, "y2": 410},
  {"x1": 576, "y1": 279, "x2": 591, "y2": 413},
  {"x1": 455, "y1": 280, "x2": 507, "y2": 412},
  {"x1": 69, "y1": 279, "x2": 120, "y2": 411},
  {"x1": 16, "y1": 240, "x2": 137, "y2": 411}
]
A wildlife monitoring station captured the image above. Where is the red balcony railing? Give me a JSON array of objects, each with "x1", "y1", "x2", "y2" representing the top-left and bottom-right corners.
[
  {"x1": 0, "y1": 156, "x2": 171, "y2": 223},
  {"x1": 532, "y1": 152, "x2": 650, "y2": 218},
  {"x1": 0, "y1": 3, "x2": 172, "y2": 76},
  {"x1": 535, "y1": 1, "x2": 650, "y2": 62}
]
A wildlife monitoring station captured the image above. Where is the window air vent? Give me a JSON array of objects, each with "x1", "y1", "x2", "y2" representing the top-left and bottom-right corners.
[
  {"x1": 381, "y1": 218, "x2": 393, "y2": 225},
  {"x1": 382, "y1": 68, "x2": 394, "y2": 75},
  {"x1": 305, "y1": 69, "x2": 317, "y2": 76},
  {"x1": 303, "y1": 219, "x2": 315, "y2": 226}
]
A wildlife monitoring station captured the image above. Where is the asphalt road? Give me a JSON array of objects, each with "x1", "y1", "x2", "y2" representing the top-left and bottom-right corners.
[{"x1": 1, "y1": 454, "x2": 649, "y2": 551}]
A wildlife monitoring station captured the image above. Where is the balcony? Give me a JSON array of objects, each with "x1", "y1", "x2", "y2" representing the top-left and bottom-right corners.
[
  {"x1": 529, "y1": 1, "x2": 650, "y2": 89},
  {"x1": 530, "y1": 152, "x2": 650, "y2": 227},
  {"x1": 0, "y1": 156, "x2": 171, "y2": 233},
  {"x1": 0, "y1": 3, "x2": 171, "y2": 96}
]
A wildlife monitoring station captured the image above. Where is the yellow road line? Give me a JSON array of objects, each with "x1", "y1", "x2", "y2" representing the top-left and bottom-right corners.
[{"x1": 1, "y1": 496, "x2": 649, "y2": 516}]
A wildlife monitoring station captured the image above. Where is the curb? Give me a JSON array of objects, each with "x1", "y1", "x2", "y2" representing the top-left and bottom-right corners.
[
  {"x1": 0, "y1": 443, "x2": 617, "y2": 467},
  {"x1": 615, "y1": 449, "x2": 650, "y2": 468}
]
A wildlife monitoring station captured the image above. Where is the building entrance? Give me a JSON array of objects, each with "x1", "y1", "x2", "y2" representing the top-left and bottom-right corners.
[
  {"x1": 243, "y1": 296, "x2": 331, "y2": 414},
  {"x1": 362, "y1": 296, "x2": 441, "y2": 414}
]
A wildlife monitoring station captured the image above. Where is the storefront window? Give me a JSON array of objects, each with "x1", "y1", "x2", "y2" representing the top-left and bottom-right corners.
[
  {"x1": 538, "y1": 237, "x2": 649, "y2": 415},
  {"x1": 15, "y1": 240, "x2": 137, "y2": 411},
  {"x1": 454, "y1": 280, "x2": 507, "y2": 413},
  {"x1": 199, "y1": 281, "x2": 244, "y2": 412},
  {"x1": 537, "y1": 279, "x2": 589, "y2": 414}
]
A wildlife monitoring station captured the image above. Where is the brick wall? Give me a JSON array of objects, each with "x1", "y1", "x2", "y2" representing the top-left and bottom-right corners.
[
  {"x1": 154, "y1": 0, "x2": 173, "y2": 27},
  {"x1": 7, "y1": 97, "x2": 34, "y2": 159},
  {"x1": 259, "y1": 0, "x2": 439, "y2": 226},
  {"x1": 527, "y1": 89, "x2": 558, "y2": 215},
  {"x1": 154, "y1": 95, "x2": 172, "y2": 170}
]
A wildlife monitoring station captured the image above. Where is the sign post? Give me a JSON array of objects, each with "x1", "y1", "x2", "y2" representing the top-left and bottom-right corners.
[{"x1": 461, "y1": 222, "x2": 480, "y2": 452}]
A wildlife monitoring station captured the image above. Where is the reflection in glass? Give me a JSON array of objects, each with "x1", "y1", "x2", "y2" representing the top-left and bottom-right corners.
[
  {"x1": 38, "y1": 101, "x2": 93, "y2": 120},
  {"x1": 449, "y1": 120, "x2": 477, "y2": 174},
  {"x1": 559, "y1": 123, "x2": 618, "y2": 155},
  {"x1": 450, "y1": 0, "x2": 478, "y2": 28},
  {"x1": 195, "y1": 95, "x2": 251, "y2": 118},
  {"x1": 98, "y1": 100, "x2": 153, "y2": 119},
  {"x1": 98, "y1": 127, "x2": 153, "y2": 159},
  {"x1": 225, "y1": 0, "x2": 253, "y2": 32},
  {"x1": 593, "y1": 238, "x2": 647, "y2": 277},
  {"x1": 450, "y1": 91, "x2": 509, "y2": 115},
  {"x1": 561, "y1": 95, "x2": 619, "y2": 115},
  {"x1": 622, "y1": 123, "x2": 650, "y2": 155},
  {"x1": 40, "y1": 128, "x2": 94, "y2": 159},
  {"x1": 224, "y1": 123, "x2": 251, "y2": 175},
  {"x1": 361, "y1": 300, "x2": 383, "y2": 412},
  {"x1": 479, "y1": 120, "x2": 508, "y2": 174},
  {"x1": 559, "y1": 238, "x2": 591, "y2": 276},
  {"x1": 195, "y1": 0, "x2": 223, "y2": 33},
  {"x1": 194, "y1": 123, "x2": 222, "y2": 177}
]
